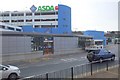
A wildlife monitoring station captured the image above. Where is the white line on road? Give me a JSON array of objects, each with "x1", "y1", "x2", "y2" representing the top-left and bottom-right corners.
[{"x1": 60, "y1": 57, "x2": 86, "y2": 62}]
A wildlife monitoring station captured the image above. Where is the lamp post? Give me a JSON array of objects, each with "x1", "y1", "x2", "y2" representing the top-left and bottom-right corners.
[{"x1": 50, "y1": 23, "x2": 52, "y2": 33}]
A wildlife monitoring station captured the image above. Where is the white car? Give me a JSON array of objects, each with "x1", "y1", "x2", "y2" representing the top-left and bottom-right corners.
[{"x1": 0, "y1": 64, "x2": 20, "y2": 80}]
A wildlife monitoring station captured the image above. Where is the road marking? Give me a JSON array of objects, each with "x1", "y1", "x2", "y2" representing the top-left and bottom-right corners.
[
  {"x1": 61, "y1": 57, "x2": 86, "y2": 62},
  {"x1": 61, "y1": 58, "x2": 77, "y2": 62}
]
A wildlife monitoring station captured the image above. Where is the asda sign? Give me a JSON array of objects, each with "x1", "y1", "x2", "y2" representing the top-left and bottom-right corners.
[
  {"x1": 30, "y1": 5, "x2": 58, "y2": 12},
  {"x1": 38, "y1": 6, "x2": 58, "y2": 11}
]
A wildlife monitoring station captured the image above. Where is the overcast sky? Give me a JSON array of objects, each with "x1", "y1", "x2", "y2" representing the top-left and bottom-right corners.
[{"x1": 0, "y1": 0, "x2": 119, "y2": 32}]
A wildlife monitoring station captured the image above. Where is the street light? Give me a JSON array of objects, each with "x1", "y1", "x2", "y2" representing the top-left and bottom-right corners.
[{"x1": 50, "y1": 23, "x2": 52, "y2": 33}]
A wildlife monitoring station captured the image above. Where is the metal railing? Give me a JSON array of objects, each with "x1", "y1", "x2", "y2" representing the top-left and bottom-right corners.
[{"x1": 22, "y1": 60, "x2": 118, "y2": 80}]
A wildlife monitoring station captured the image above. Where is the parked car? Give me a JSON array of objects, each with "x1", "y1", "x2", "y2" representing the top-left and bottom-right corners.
[
  {"x1": 0, "y1": 64, "x2": 20, "y2": 80},
  {"x1": 87, "y1": 49, "x2": 115, "y2": 63}
]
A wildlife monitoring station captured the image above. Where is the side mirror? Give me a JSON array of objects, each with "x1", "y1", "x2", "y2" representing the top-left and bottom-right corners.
[{"x1": 2, "y1": 67, "x2": 8, "y2": 71}]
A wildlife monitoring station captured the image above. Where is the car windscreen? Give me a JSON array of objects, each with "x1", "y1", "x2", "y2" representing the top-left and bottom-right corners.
[{"x1": 93, "y1": 50, "x2": 100, "y2": 54}]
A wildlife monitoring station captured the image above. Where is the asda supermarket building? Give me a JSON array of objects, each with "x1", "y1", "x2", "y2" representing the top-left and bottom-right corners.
[{"x1": 0, "y1": 4, "x2": 71, "y2": 34}]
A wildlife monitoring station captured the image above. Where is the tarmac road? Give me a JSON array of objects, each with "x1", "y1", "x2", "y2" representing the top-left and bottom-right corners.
[{"x1": 7, "y1": 44, "x2": 119, "y2": 78}]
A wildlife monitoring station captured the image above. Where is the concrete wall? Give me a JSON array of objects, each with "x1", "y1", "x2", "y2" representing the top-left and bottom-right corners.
[
  {"x1": 2, "y1": 36, "x2": 31, "y2": 55},
  {"x1": 0, "y1": 34, "x2": 2, "y2": 63},
  {"x1": 0, "y1": 35, "x2": 2, "y2": 54},
  {"x1": 54, "y1": 37, "x2": 80, "y2": 54}
]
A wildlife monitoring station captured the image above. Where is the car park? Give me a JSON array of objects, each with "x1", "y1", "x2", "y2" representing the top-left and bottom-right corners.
[
  {"x1": 0, "y1": 64, "x2": 20, "y2": 80},
  {"x1": 87, "y1": 48, "x2": 115, "y2": 63}
]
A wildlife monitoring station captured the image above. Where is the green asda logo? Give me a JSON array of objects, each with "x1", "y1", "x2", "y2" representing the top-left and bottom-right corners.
[{"x1": 38, "y1": 5, "x2": 58, "y2": 11}]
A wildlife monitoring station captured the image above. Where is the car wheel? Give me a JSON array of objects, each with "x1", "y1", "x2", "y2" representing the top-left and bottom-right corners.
[
  {"x1": 88, "y1": 59, "x2": 92, "y2": 62},
  {"x1": 8, "y1": 73, "x2": 18, "y2": 80},
  {"x1": 99, "y1": 58, "x2": 103, "y2": 63},
  {"x1": 87, "y1": 54, "x2": 94, "y2": 62},
  {"x1": 111, "y1": 56, "x2": 115, "y2": 61}
]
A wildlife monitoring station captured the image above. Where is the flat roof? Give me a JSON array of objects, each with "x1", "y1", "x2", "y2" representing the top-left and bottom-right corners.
[
  {"x1": 0, "y1": 31, "x2": 93, "y2": 38},
  {"x1": 0, "y1": 22, "x2": 22, "y2": 29},
  {"x1": 0, "y1": 28, "x2": 13, "y2": 31}
]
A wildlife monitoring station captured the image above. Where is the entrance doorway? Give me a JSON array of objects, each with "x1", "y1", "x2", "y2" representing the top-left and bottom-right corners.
[{"x1": 43, "y1": 38, "x2": 54, "y2": 55}]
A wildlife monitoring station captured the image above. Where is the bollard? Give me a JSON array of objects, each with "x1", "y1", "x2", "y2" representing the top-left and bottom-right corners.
[
  {"x1": 90, "y1": 63, "x2": 93, "y2": 75},
  {"x1": 106, "y1": 61, "x2": 108, "y2": 71},
  {"x1": 46, "y1": 73, "x2": 49, "y2": 80},
  {"x1": 71, "y1": 67, "x2": 74, "y2": 80}
]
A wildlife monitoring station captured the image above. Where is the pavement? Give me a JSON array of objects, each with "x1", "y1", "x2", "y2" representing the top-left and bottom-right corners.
[
  {"x1": 3, "y1": 48, "x2": 84, "y2": 62},
  {"x1": 85, "y1": 66, "x2": 119, "y2": 78}
]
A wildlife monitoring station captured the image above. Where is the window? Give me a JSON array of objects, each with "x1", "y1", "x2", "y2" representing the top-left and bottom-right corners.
[
  {"x1": 11, "y1": 20, "x2": 17, "y2": 22},
  {"x1": 0, "y1": 25, "x2": 5, "y2": 29},
  {"x1": 26, "y1": 13, "x2": 32, "y2": 16},
  {"x1": 11, "y1": 13, "x2": 17, "y2": 16},
  {"x1": 35, "y1": 25, "x2": 40, "y2": 28},
  {"x1": 103, "y1": 49, "x2": 109, "y2": 53},
  {"x1": 18, "y1": 20, "x2": 24, "y2": 22},
  {"x1": 56, "y1": 25, "x2": 58, "y2": 27},
  {"x1": 3, "y1": 20, "x2": 9, "y2": 22},
  {"x1": 41, "y1": 25, "x2": 55, "y2": 28},
  {"x1": 26, "y1": 19, "x2": 32, "y2": 22},
  {"x1": 16, "y1": 29, "x2": 21, "y2": 31},
  {"x1": 34, "y1": 19, "x2": 40, "y2": 22},
  {"x1": 35, "y1": 12, "x2": 40, "y2": 15},
  {"x1": 41, "y1": 12, "x2": 55, "y2": 15},
  {"x1": 8, "y1": 27, "x2": 14, "y2": 30},
  {"x1": 56, "y1": 11, "x2": 58, "y2": 15},
  {"x1": 2, "y1": 14, "x2": 9, "y2": 16},
  {"x1": 0, "y1": 14, "x2": 3, "y2": 16},
  {"x1": 19, "y1": 26, "x2": 22, "y2": 27},
  {"x1": 95, "y1": 41, "x2": 103, "y2": 45},
  {"x1": 41, "y1": 19, "x2": 55, "y2": 21},
  {"x1": 93, "y1": 50, "x2": 100, "y2": 54},
  {"x1": 18, "y1": 13, "x2": 24, "y2": 16}
]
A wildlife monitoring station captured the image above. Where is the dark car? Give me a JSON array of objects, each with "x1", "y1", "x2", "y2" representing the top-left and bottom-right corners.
[{"x1": 87, "y1": 49, "x2": 115, "y2": 63}]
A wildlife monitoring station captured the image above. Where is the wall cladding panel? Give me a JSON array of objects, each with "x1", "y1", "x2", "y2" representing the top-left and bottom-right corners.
[
  {"x1": 2, "y1": 36, "x2": 31, "y2": 55},
  {"x1": 54, "y1": 37, "x2": 78, "y2": 53}
]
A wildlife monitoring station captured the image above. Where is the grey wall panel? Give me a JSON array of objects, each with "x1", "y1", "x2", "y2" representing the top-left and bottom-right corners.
[
  {"x1": 2, "y1": 36, "x2": 8, "y2": 48},
  {"x1": 8, "y1": 47, "x2": 16, "y2": 53},
  {"x1": 0, "y1": 36, "x2": 2, "y2": 54},
  {"x1": 2, "y1": 36, "x2": 31, "y2": 55},
  {"x1": 54, "y1": 37, "x2": 78, "y2": 52},
  {"x1": 0, "y1": 35, "x2": 2, "y2": 63},
  {"x1": 2, "y1": 47, "x2": 8, "y2": 54}
]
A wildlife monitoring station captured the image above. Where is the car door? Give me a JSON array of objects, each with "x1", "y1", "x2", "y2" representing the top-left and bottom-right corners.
[
  {"x1": 99, "y1": 49, "x2": 108, "y2": 59},
  {"x1": 103, "y1": 49, "x2": 111, "y2": 59},
  {"x1": 0, "y1": 65, "x2": 9, "y2": 79},
  {"x1": 106, "y1": 50, "x2": 113, "y2": 58},
  {"x1": 0, "y1": 65, "x2": 7, "y2": 79}
]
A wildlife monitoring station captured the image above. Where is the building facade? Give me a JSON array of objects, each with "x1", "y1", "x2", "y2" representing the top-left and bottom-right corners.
[
  {"x1": 0, "y1": 22, "x2": 22, "y2": 32},
  {"x1": 84, "y1": 30, "x2": 106, "y2": 46},
  {"x1": 0, "y1": 4, "x2": 71, "y2": 34}
]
